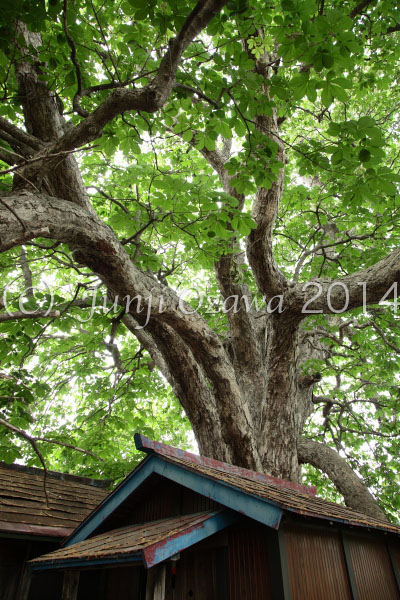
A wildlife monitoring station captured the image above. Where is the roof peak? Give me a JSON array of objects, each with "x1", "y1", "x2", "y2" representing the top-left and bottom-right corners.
[{"x1": 134, "y1": 434, "x2": 316, "y2": 497}]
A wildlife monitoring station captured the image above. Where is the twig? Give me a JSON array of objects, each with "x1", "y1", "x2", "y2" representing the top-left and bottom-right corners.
[
  {"x1": 174, "y1": 82, "x2": 219, "y2": 107},
  {"x1": 0, "y1": 310, "x2": 60, "y2": 322},
  {"x1": 0, "y1": 416, "x2": 50, "y2": 507},
  {"x1": 34, "y1": 437, "x2": 103, "y2": 460},
  {"x1": 63, "y1": 0, "x2": 88, "y2": 117}
]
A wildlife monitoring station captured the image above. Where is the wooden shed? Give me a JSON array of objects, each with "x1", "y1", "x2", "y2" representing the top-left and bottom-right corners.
[
  {"x1": 0, "y1": 461, "x2": 108, "y2": 600},
  {"x1": 30, "y1": 435, "x2": 400, "y2": 600}
]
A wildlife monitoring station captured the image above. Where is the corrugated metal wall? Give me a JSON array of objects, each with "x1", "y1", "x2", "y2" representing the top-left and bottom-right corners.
[
  {"x1": 346, "y1": 534, "x2": 400, "y2": 600},
  {"x1": 283, "y1": 525, "x2": 351, "y2": 600},
  {"x1": 164, "y1": 547, "x2": 223, "y2": 600},
  {"x1": 227, "y1": 523, "x2": 272, "y2": 600},
  {"x1": 130, "y1": 478, "x2": 179, "y2": 523}
]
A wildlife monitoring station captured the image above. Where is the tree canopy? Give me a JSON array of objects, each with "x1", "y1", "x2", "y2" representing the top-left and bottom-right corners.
[{"x1": 0, "y1": 0, "x2": 399, "y2": 520}]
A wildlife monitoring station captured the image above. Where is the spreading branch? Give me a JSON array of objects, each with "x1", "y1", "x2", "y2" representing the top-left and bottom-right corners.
[
  {"x1": 17, "y1": 0, "x2": 229, "y2": 185},
  {"x1": 289, "y1": 246, "x2": 400, "y2": 315},
  {"x1": 298, "y1": 437, "x2": 386, "y2": 520}
]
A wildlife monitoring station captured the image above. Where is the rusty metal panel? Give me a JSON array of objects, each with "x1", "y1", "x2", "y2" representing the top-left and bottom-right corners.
[
  {"x1": 346, "y1": 534, "x2": 400, "y2": 600},
  {"x1": 227, "y1": 523, "x2": 272, "y2": 600},
  {"x1": 284, "y1": 525, "x2": 351, "y2": 600}
]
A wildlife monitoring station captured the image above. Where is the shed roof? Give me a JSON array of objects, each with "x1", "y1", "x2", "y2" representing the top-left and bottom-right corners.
[
  {"x1": 138, "y1": 435, "x2": 400, "y2": 535},
  {"x1": 0, "y1": 462, "x2": 109, "y2": 538},
  {"x1": 65, "y1": 435, "x2": 400, "y2": 547},
  {"x1": 30, "y1": 509, "x2": 235, "y2": 570}
]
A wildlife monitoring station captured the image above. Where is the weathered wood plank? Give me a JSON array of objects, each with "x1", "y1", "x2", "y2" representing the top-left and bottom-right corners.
[
  {"x1": 146, "y1": 564, "x2": 166, "y2": 600},
  {"x1": 61, "y1": 571, "x2": 80, "y2": 600},
  {"x1": 15, "y1": 565, "x2": 32, "y2": 600}
]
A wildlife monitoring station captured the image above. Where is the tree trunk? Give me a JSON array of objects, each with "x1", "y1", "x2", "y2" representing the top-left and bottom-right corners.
[{"x1": 0, "y1": 11, "x2": 389, "y2": 524}]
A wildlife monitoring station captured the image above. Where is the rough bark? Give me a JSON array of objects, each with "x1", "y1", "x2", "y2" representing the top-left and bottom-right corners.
[
  {"x1": 0, "y1": 0, "x2": 390, "y2": 522},
  {"x1": 298, "y1": 438, "x2": 386, "y2": 520}
]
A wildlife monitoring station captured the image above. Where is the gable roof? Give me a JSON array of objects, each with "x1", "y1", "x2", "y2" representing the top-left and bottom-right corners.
[
  {"x1": 30, "y1": 509, "x2": 236, "y2": 571},
  {"x1": 136, "y1": 435, "x2": 400, "y2": 534},
  {"x1": 64, "y1": 435, "x2": 400, "y2": 548},
  {"x1": 0, "y1": 461, "x2": 109, "y2": 539}
]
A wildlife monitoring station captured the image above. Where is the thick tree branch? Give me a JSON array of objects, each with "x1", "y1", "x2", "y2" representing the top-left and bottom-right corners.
[
  {"x1": 298, "y1": 437, "x2": 386, "y2": 520},
  {"x1": 349, "y1": 0, "x2": 376, "y2": 18},
  {"x1": 17, "y1": 0, "x2": 229, "y2": 185},
  {"x1": 289, "y1": 246, "x2": 400, "y2": 315},
  {"x1": 238, "y1": 48, "x2": 289, "y2": 299},
  {"x1": 169, "y1": 125, "x2": 264, "y2": 384},
  {"x1": 0, "y1": 115, "x2": 43, "y2": 151},
  {"x1": 0, "y1": 190, "x2": 261, "y2": 469}
]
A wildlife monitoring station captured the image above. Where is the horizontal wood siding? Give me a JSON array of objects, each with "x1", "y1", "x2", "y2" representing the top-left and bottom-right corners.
[
  {"x1": 284, "y1": 525, "x2": 351, "y2": 600},
  {"x1": 346, "y1": 534, "x2": 400, "y2": 600},
  {"x1": 227, "y1": 523, "x2": 272, "y2": 600}
]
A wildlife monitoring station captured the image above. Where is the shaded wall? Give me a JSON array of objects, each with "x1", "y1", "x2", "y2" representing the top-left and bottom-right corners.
[
  {"x1": 345, "y1": 533, "x2": 399, "y2": 600},
  {"x1": 0, "y1": 537, "x2": 62, "y2": 600},
  {"x1": 283, "y1": 522, "x2": 400, "y2": 600}
]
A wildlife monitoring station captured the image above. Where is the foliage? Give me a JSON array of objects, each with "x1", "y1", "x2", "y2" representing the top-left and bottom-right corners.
[{"x1": 0, "y1": 0, "x2": 399, "y2": 516}]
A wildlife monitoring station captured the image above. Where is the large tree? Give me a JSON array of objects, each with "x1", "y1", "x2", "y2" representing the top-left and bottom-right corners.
[{"x1": 0, "y1": 0, "x2": 399, "y2": 520}]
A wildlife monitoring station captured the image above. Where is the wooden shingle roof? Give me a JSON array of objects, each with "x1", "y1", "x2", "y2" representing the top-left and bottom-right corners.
[
  {"x1": 137, "y1": 435, "x2": 400, "y2": 535},
  {"x1": 30, "y1": 510, "x2": 234, "y2": 570},
  {"x1": 0, "y1": 462, "x2": 109, "y2": 538},
  {"x1": 165, "y1": 454, "x2": 400, "y2": 534}
]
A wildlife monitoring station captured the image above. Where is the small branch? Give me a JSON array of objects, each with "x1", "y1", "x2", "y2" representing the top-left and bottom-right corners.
[
  {"x1": 0, "y1": 147, "x2": 89, "y2": 177},
  {"x1": 0, "y1": 310, "x2": 60, "y2": 323},
  {"x1": 349, "y1": 0, "x2": 376, "y2": 18},
  {"x1": 34, "y1": 437, "x2": 103, "y2": 460},
  {"x1": 19, "y1": 246, "x2": 33, "y2": 295},
  {"x1": 353, "y1": 320, "x2": 400, "y2": 354},
  {"x1": 386, "y1": 23, "x2": 400, "y2": 34},
  {"x1": 63, "y1": 0, "x2": 88, "y2": 117},
  {"x1": 0, "y1": 416, "x2": 49, "y2": 507},
  {"x1": 174, "y1": 82, "x2": 219, "y2": 107}
]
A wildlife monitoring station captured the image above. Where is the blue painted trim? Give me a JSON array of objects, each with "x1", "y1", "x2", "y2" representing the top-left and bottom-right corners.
[
  {"x1": 65, "y1": 454, "x2": 282, "y2": 548},
  {"x1": 65, "y1": 455, "x2": 156, "y2": 546},
  {"x1": 153, "y1": 459, "x2": 282, "y2": 529},
  {"x1": 143, "y1": 509, "x2": 237, "y2": 568},
  {"x1": 30, "y1": 554, "x2": 142, "y2": 572}
]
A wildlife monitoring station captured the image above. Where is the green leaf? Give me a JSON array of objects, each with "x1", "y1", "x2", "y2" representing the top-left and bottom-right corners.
[{"x1": 359, "y1": 148, "x2": 371, "y2": 163}]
